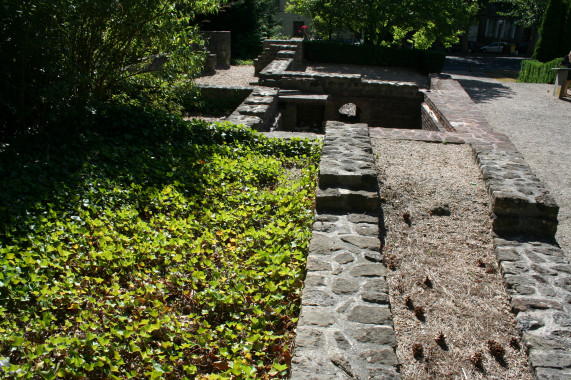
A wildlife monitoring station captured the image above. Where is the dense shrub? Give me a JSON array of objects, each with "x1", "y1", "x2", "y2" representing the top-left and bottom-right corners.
[
  {"x1": 0, "y1": 0, "x2": 220, "y2": 139},
  {"x1": 532, "y1": 0, "x2": 569, "y2": 62},
  {"x1": 518, "y1": 58, "x2": 563, "y2": 83},
  {"x1": 0, "y1": 107, "x2": 321, "y2": 378},
  {"x1": 304, "y1": 41, "x2": 446, "y2": 74}
]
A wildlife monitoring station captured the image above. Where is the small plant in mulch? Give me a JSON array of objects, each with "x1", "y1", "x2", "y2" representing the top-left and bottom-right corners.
[
  {"x1": 405, "y1": 296, "x2": 414, "y2": 310},
  {"x1": 412, "y1": 343, "x2": 424, "y2": 360},
  {"x1": 509, "y1": 337, "x2": 521, "y2": 350},
  {"x1": 435, "y1": 332, "x2": 448, "y2": 350},
  {"x1": 423, "y1": 276, "x2": 433, "y2": 288},
  {"x1": 488, "y1": 340, "x2": 506, "y2": 365},
  {"x1": 385, "y1": 254, "x2": 398, "y2": 270},
  {"x1": 430, "y1": 204, "x2": 451, "y2": 216},
  {"x1": 471, "y1": 350, "x2": 485, "y2": 370},
  {"x1": 485, "y1": 263, "x2": 497, "y2": 274},
  {"x1": 414, "y1": 306, "x2": 426, "y2": 322},
  {"x1": 402, "y1": 210, "x2": 412, "y2": 226}
]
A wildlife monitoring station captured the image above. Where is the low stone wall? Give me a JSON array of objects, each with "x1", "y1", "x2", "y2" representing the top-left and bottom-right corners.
[
  {"x1": 426, "y1": 74, "x2": 567, "y2": 378},
  {"x1": 226, "y1": 87, "x2": 279, "y2": 132},
  {"x1": 291, "y1": 121, "x2": 400, "y2": 379},
  {"x1": 494, "y1": 237, "x2": 571, "y2": 379},
  {"x1": 473, "y1": 145, "x2": 558, "y2": 238},
  {"x1": 254, "y1": 38, "x2": 303, "y2": 75},
  {"x1": 266, "y1": 71, "x2": 424, "y2": 129},
  {"x1": 427, "y1": 76, "x2": 559, "y2": 240},
  {"x1": 196, "y1": 84, "x2": 253, "y2": 101}
]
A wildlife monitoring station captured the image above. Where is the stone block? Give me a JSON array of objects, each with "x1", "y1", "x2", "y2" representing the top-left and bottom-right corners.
[
  {"x1": 358, "y1": 348, "x2": 399, "y2": 366},
  {"x1": 331, "y1": 278, "x2": 361, "y2": 295},
  {"x1": 347, "y1": 305, "x2": 392, "y2": 325},
  {"x1": 299, "y1": 307, "x2": 335, "y2": 327},
  {"x1": 529, "y1": 349, "x2": 571, "y2": 369},
  {"x1": 316, "y1": 188, "x2": 379, "y2": 213},
  {"x1": 352, "y1": 326, "x2": 397, "y2": 346},
  {"x1": 349, "y1": 263, "x2": 386, "y2": 277}
]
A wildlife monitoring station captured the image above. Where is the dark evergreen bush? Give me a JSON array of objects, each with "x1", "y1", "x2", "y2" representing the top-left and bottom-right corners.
[
  {"x1": 304, "y1": 41, "x2": 446, "y2": 74},
  {"x1": 533, "y1": 0, "x2": 568, "y2": 62}
]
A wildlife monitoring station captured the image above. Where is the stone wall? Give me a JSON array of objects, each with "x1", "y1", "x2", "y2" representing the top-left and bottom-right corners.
[
  {"x1": 254, "y1": 38, "x2": 303, "y2": 75},
  {"x1": 226, "y1": 87, "x2": 279, "y2": 132},
  {"x1": 196, "y1": 84, "x2": 253, "y2": 101},
  {"x1": 261, "y1": 69, "x2": 424, "y2": 129},
  {"x1": 291, "y1": 121, "x2": 400, "y2": 379},
  {"x1": 201, "y1": 31, "x2": 231, "y2": 67}
]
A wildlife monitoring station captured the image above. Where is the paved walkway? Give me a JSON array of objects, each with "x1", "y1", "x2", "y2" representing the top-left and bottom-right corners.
[{"x1": 443, "y1": 59, "x2": 571, "y2": 254}]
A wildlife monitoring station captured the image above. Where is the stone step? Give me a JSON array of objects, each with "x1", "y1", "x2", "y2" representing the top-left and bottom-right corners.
[
  {"x1": 472, "y1": 144, "x2": 559, "y2": 239},
  {"x1": 316, "y1": 188, "x2": 379, "y2": 213}
]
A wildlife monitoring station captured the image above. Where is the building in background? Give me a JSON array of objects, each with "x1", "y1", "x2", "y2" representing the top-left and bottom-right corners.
[{"x1": 274, "y1": 0, "x2": 311, "y2": 37}]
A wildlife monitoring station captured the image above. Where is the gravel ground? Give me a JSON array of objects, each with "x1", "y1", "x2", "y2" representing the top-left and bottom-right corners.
[
  {"x1": 447, "y1": 73, "x2": 571, "y2": 253},
  {"x1": 373, "y1": 139, "x2": 532, "y2": 379},
  {"x1": 193, "y1": 65, "x2": 257, "y2": 87}
]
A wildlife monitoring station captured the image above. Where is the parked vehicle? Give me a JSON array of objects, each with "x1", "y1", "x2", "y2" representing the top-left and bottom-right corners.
[{"x1": 480, "y1": 41, "x2": 508, "y2": 53}]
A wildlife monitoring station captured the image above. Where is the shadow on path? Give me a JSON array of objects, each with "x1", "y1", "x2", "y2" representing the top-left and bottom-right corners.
[{"x1": 454, "y1": 78, "x2": 516, "y2": 103}]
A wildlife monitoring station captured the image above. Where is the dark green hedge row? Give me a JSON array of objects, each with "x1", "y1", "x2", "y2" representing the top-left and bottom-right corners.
[
  {"x1": 518, "y1": 58, "x2": 564, "y2": 83},
  {"x1": 304, "y1": 41, "x2": 446, "y2": 74}
]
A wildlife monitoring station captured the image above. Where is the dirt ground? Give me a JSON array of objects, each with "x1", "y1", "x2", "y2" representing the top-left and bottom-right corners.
[{"x1": 372, "y1": 138, "x2": 533, "y2": 380}]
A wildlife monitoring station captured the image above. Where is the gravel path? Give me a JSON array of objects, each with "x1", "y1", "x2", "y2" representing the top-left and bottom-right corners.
[
  {"x1": 444, "y1": 72, "x2": 571, "y2": 253},
  {"x1": 194, "y1": 65, "x2": 257, "y2": 87}
]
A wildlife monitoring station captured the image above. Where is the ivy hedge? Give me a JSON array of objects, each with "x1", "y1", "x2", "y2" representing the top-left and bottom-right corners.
[
  {"x1": 304, "y1": 41, "x2": 446, "y2": 74},
  {"x1": 518, "y1": 57, "x2": 564, "y2": 83},
  {"x1": 0, "y1": 108, "x2": 321, "y2": 379}
]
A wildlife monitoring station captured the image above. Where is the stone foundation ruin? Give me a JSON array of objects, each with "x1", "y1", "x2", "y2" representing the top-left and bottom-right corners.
[{"x1": 194, "y1": 37, "x2": 569, "y2": 379}]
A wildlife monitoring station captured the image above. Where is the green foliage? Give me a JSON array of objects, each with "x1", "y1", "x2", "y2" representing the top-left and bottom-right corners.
[
  {"x1": 0, "y1": 0, "x2": 221, "y2": 138},
  {"x1": 305, "y1": 41, "x2": 446, "y2": 74},
  {"x1": 564, "y1": 1, "x2": 571, "y2": 53},
  {"x1": 0, "y1": 108, "x2": 321, "y2": 378},
  {"x1": 287, "y1": 0, "x2": 478, "y2": 49},
  {"x1": 517, "y1": 57, "x2": 563, "y2": 83},
  {"x1": 493, "y1": 0, "x2": 549, "y2": 29},
  {"x1": 533, "y1": 0, "x2": 569, "y2": 62}
]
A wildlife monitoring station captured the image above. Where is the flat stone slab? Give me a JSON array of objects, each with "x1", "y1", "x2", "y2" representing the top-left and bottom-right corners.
[{"x1": 316, "y1": 188, "x2": 379, "y2": 213}]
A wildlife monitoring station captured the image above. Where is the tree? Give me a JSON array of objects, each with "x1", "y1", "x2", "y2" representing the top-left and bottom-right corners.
[
  {"x1": 493, "y1": 0, "x2": 549, "y2": 29},
  {"x1": 533, "y1": 0, "x2": 569, "y2": 61},
  {"x1": 564, "y1": 0, "x2": 571, "y2": 54},
  {"x1": 286, "y1": 0, "x2": 478, "y2": 49},
  {"x1": 0, "y1": 0, "x2": 221, "y2": 137}
]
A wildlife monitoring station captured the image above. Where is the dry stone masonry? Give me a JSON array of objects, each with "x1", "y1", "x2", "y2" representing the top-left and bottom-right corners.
[
  {"x1": 291, "y1": 122, "x2": 400, "y2": 379},
  {"x1": 195, "y1": 38, "x2": 570, "y2": 378}
]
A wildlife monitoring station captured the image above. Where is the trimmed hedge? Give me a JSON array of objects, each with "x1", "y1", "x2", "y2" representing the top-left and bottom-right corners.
[
  {"x1": 304, "y1": 41, "x2": 446, "y2": 74},
  {"x1": 518, "y1": 58, "x2": 564, "y2": 83}
]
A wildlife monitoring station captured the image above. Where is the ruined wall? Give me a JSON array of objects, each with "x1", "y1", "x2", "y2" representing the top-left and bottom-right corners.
[{"x1": 201, "y1": 31, "x2": 231, "y2": 67}]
